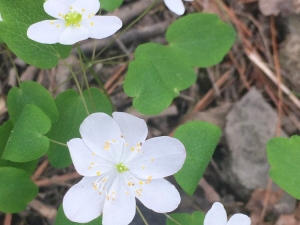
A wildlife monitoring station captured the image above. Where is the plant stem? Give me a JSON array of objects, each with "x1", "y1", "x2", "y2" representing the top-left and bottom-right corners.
[
  {"x1": 62, "y1": 59, "x2": 90, "y2": 116},
  {"x1": 76, "y1": 44, "x2": 96, "y2": 113},
  {"x1": 136, "y1": 206, "x2": 149, "y2": 225},
  {"x1": 49, "y1": 139, "x2": 68, "y2": 147}
]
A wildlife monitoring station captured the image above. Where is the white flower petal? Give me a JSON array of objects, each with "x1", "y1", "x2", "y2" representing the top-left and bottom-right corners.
[
  {"x1": 58, "y1": 25, "x2": 89, "y2": 45},
  {"x1": 204, "y1": 202, "x2": 227, "y2": 225},
  {"x1": 67, "y1": 138, "x2": 115, "y2": 176},
  {"x1": 62, "y1": 0, "x2": 77, "y2": 5},
  {"x1": 44, "y1": 0, "x2": 69, "y2": 20},
  {"x1": 82, "y1": 16, "x2": 122, "y2": 40},
  {"x1": 103, "y1": 175, "x2": 136, "y2": 225},
  {"x1": 227, "y1": 214, "x2": 251, "y2": 225},
  {"x1": 71, "y1": 0, "x2": 100, "y2": 20},
  {"x1": 80, "y1": 113, "x2": 123, "y2": 162},
  {"x1": 135, "y1": 179, "x2": 180, "y2": 213},
  {"x1": 164, "y1": 0, "x2": 185, "y2": 15},
  {"x1": 27, "y1": 20, "x2": 65, "y2": 44},
  {"x1": 0, "y1": 14, "x2": 3, "y2": 21},
  {"x1": 128, "y1": 136, "x2": 186, "y2": 179},
  {"x1": 113, "y1": 112, "x2": 147, "y2": 159},
  {"x1": 63, "y1": 177, "x2": 105, "y2": 223}
]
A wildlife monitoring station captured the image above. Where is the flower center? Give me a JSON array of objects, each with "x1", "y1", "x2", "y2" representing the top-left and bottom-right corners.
[
  {"x1": 64, "y1": 11, "x2": 82, "y2": 26},
  {"x1": 115, "y1": 162, "x2": 129, "y2": 173}
]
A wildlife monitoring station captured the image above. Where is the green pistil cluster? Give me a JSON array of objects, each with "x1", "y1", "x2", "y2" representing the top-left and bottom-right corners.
[
  {"x1": 116, "y1": 162, "x2": 129, "y2": 173},
  {"x1": 65, "y1": 11, "x2": 82, "y2": 26}
]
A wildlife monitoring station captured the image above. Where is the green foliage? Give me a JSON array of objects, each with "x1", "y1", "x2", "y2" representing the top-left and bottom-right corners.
[
  {"x1": 124, "y1": 13, "x2": 235, "y2": 115},
  {"x1": 125, "y1": 43, "x2": 195, "y2": 114},
  {"x1": 267, "y1": 135, "x2": 300, "y2": 199},
  {"x1": 0, "y1": 167, "x2": 38, "y2": 213},
  {"x1": 55, "y1": 205, "x2": 102, "y2": 225},
  {"x1": 3, "y1": 104, "x2": 51, "y2": 162},
  {"x1": 0, "y1": 120, "x2": 38, "y2": 173},
  {"x1": 47, "y1": 88, "x2": 112, "y2": 168},
  {"x1": 101, "y1": 0, "x2": 123, "y2": 11},
  {"x1": 174, "y1": 121, "x2": 221, "y2": 195},
  {"x1": 7, "y1": 81, "x2": 58, "y2": 124},
  {"x1": 0, "y1": 0, "x2": 71, "y2": 68},
  {"x1": 166, "y1": 211, "x2": 205, "y2": 225}
]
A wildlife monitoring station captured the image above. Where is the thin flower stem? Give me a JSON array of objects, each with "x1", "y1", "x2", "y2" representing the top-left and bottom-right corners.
[
  {"x1": 136, "y1": 206, "x2": 149, "y2": 225},
  {"x1": 94, "y1": 0, "x2": 158, "y2": 59},
  {"x1": 92, "y1": 54, "x2": 128, "y2": 64},
  {"x1": 62, "y1": 59, "x2": 90, "y2": 116},
  {"x1": 164, "y1": 214, "x2": 183, "y2": 225},
  {"x1": 49, "y1": 139, "x2": 68, "y2": 147},
  {"x1": 76, "y1": 44, "x2": 96, "y2": 113},
  {"x1": 77, "y1": 47, "x2": 116, "y2": 111}
]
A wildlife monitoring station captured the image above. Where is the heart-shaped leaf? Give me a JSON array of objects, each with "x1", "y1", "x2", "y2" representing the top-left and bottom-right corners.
[
  {"x1": 7, "y1": 81, "x2": 58, "y2": 124},
  {"x1": 0, "y1": 167, "x2": 38, "y2": 213},
  {"x1": 267, "y1": 135, "x2": 300, "y2": 199},
  {"x1": 174, "y1": 121, "x2": 221, "y2": 195},
  {"x1": 0, "y1": 120, "x2": 38, "y2": 173},
  {"x1": 3, "y1": 104, "x2": 51, "y2": 162}
]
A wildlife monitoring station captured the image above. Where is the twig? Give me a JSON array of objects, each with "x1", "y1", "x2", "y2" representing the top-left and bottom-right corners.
[
  {"x1": 246, "y1": 49, "x2": 300, "y2": 110},
  {"x1": 28, "y1": 199, "x2": 57, "y2": 220},
  {"x1": 31, "y1": 159, "x2": 49, "y2": 181},
  {"x1": 3, "y1": 214, "x2": 12, "y2": 225},
  {"x1": 35, "y1": 172, "x2": 81, "y2": 187}
]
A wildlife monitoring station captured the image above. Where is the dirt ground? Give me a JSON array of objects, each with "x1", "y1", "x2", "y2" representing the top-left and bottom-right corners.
[{"x1": 1, "y1": 0, "x2": 300, "y2": 224}]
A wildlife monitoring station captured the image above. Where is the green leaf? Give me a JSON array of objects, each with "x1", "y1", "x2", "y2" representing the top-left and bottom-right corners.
[
  {"x1": 3, "y1": 104, "x2": 51, "y2": 162},
  {"x1": 166, "y1": 211, "x2": 205, "y2": 225},
  {"x1": 7, "y1": 81, "x2": 58, "y2": 124},
  {"x1": 174, "y1": 121, "x2": 221, "y2": 195},
  {"x1": 124, "y1": 13, "x2": 235, "y2": 115},
  {"x1": 124, "y1": 43, "x2": 196, "y2": 115},
  {"x1": 0, "y1": 120, "x2": 38, "y2": 173},
  {"x1": 55, "y1": 205, "x2": 102, "y2": 225},
  {"x1": 0, "y1": 167, "x2": 38, "y2": 213},
  {"x1": 267, "y1": 135, "x2": 300, "y2": 199},
  {"x1": 47, "y1": 88, "x2": 112, "y2": 168},
  {"x1": 101, "y1": 0, "x2": 123, "y2": 11},
  {"x1": 0, "y1": 0, "x2": 71, "y2": 69},
  {"x1": 166, "y1": 13, "x2": 236, "y2": 67}
]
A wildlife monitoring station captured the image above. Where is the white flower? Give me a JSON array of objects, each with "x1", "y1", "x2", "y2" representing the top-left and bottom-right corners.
[
  {"x1": 63, "y1": 112, "x2": 186, "y2": 225},
  {"x1": 204, "y1": 202, "x2": 251, "y2": 225},
  {"x1": 0, "y1": 13, "x2": 3, "y2": 21},
  {"x1": 27, "y1": 0, "x2": 122, "y2": 45},
  {"x1": 164, "y1": 0, "x2": 193, "y2": 15}
]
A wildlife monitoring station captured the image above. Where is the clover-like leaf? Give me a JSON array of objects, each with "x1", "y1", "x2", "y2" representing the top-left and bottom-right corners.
[
  {"x1": 0, "y1": 167, "x2": 38, "y2": 213},
  {"x1": 7, "y1": 81, "x2": 58, "y2": 124},
  {"x1": 166, "y1": 211, "x2": 205, "y2": 225},
  {"x1": 166, "y1": 13, "x2": 235, "y2": 67},
  {"x1": 0, "y1": 0, "x2": 71, "y2": 68},
  {"x1": 3, "y1": 104, "x2": 51, "y2": 162},
  {"x1": 55, "y1": 205, "x2": 102, "y2": 225},
  {"x1": 0, "y1": 120, "x2": 38, "y2": 173},
  {"x1": 174, "y1": 121, "x2": 221, "y2": 195},
  {"x1": 124, "y1": 43, "x2": 196, "y2": 114},
  {"x1": 267, "y1": 135, "x2": 300, "y2": 199},
  {"x1": 124, "y1": 13, "x2": 235, "y2": 115},
  {"x1": 47, "y1": 88, "x2": 112, "y2": 168},
  {"x1": 101, "y1": 0, "x2": 123, "y2": 11}
]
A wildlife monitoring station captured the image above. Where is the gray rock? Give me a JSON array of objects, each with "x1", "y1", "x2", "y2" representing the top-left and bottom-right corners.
[{"x1": 223, "y1": 88, "x2": 295, "y2": 213}]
